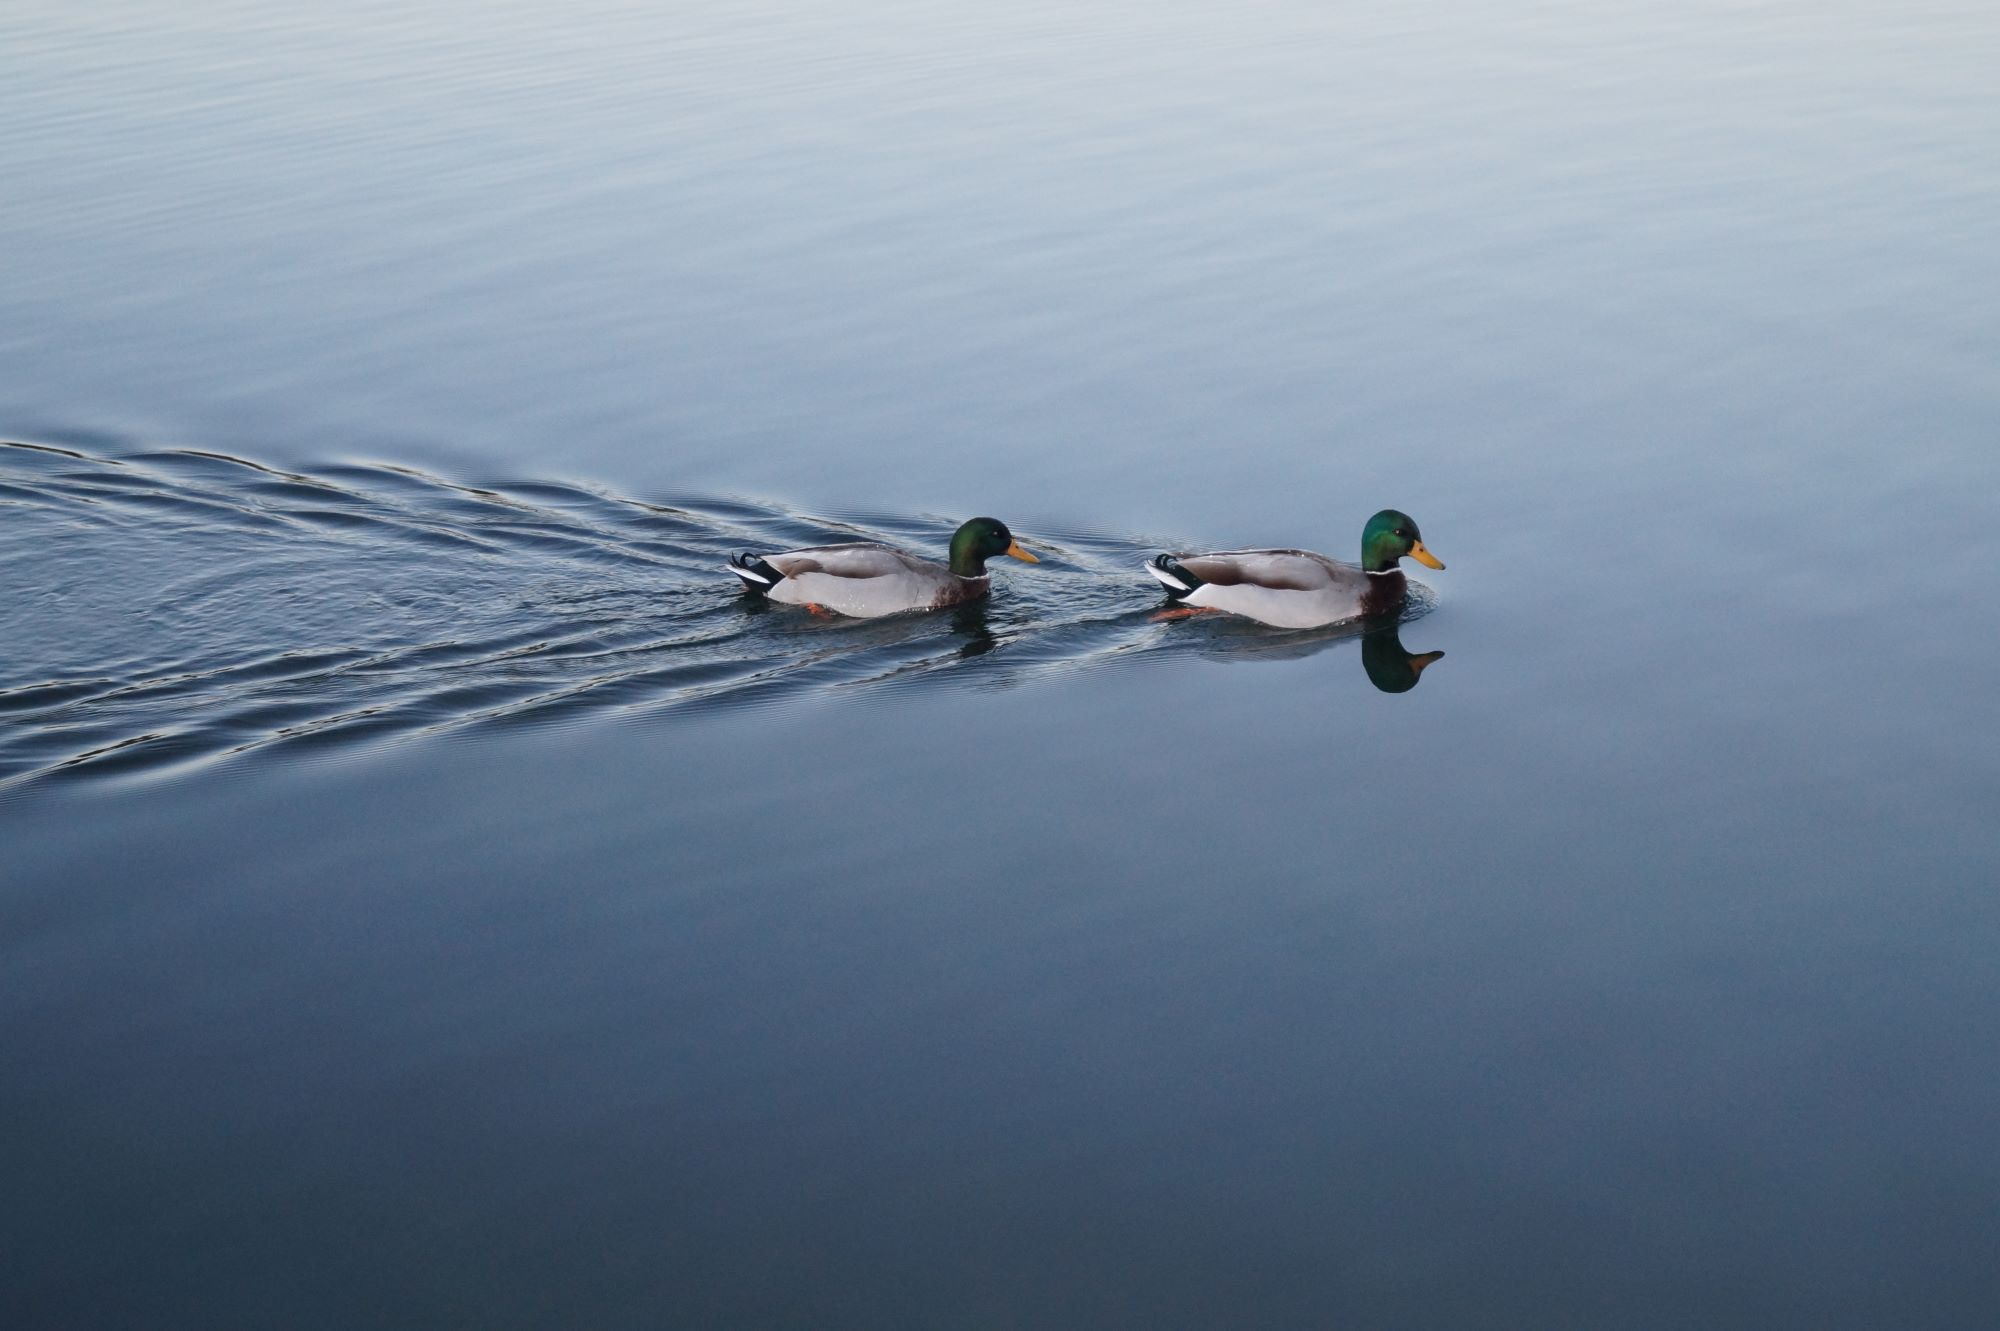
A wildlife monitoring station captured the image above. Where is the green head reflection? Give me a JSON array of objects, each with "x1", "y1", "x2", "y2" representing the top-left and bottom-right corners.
[{"x1": 1360, "y1": 622, "x2": 1445, "y2": 693}]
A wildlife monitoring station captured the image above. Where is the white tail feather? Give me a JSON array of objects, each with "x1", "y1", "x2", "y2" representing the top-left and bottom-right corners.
[
  {"x1": 1144, "y1": 560, "x2": 1190, "y2": 592},
  {"x1": 726, "y1": 563, "x2": 773, "y2": 585}
]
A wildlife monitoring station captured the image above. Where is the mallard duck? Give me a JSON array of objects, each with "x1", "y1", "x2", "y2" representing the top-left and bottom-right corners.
[
  {"x1": 727, "y1": 516, "x2": 1039, "y2": 618},
  {"x1": 1144, "y1": 509, "x2": 1443, "y2": 628}
]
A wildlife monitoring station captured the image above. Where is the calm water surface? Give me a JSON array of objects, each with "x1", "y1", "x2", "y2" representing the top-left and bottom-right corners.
[{"x1": 4, "y1": 1, "x2": 1998, "y2": 1327}]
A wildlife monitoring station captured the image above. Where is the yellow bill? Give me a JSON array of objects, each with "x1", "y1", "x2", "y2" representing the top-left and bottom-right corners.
[
  {"x1": 1006, "y1": 540, "x2": 1040, "y2": 563},
  {"x1": 1409, "y1": 539, "x2": 1444, "y2": 570}
]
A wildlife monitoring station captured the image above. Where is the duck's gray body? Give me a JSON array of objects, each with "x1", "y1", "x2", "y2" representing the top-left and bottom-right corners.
[
  {"x1": 730, "y1": 542, "x2": 988, "y2": 618},
  {"x1": 1145, "y1": 548, "x2": 1405, "y2": 628}
]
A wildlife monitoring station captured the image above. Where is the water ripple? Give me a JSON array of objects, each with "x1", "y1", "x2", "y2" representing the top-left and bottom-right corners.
[{"x1": 1, "y1": 438, "x2": 1441, "y2": 790}]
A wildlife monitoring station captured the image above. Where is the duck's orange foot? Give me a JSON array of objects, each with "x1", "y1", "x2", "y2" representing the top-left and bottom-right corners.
[
  {"x1": 805, "y1": 602, "x2": 835, "y2": 618},
  {"x1": 1150, "y1": 605, "x2": 1213, "y2": 622}
]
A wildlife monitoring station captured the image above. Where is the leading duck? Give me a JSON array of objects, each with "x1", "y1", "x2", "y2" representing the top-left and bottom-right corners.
[{"x1": 1144, "y1": 509, "x2": 1444, "y2": 628}]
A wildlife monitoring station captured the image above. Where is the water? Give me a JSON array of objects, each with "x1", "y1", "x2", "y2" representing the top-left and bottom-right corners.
[
  {"x1": 5, "y1": 1, "x2": 1999, "y2": 1326},
  {"x1": 0, "y1": 441, "x2": 1445, "y2": 788}
]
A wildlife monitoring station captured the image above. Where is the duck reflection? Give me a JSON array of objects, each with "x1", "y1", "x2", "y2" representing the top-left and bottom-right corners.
[
  {"x1": 1360, "y1": 621, "x2": 1445, "y2": 693},
  {"x1": 947, "y1": 600, "x2": 1000, "y2": 659},
  {"x1": 1164, "y1": 613, "x2": 1446, "y2": 693},
  {"x1": 732, "y1": 580, "x2": 1006, "y2": 699}
]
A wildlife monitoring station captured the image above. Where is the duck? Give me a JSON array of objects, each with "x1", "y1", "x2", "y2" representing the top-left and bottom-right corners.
[
  {"x1": 727, "y1": 516, "x2": 1039, "y2": 618},
  {"x1": 1144, "y1": 509, "x2": 1443, "y2": 628}
]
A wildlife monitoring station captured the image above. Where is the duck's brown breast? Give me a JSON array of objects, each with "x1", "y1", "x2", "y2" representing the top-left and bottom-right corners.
[
  {"x1": 930, "y1": 576, "x2": 990, "y2": 609},
  {"x1": 1359, "y1": 571, "x2": 1407, "y2": 618}
]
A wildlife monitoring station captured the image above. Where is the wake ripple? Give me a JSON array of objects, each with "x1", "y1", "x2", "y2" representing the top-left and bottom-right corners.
[{"x1": 0, "y1": 439, "x2": 1439, "y2": 789}]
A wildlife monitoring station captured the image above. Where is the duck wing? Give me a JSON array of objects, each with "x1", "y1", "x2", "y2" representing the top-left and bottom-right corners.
[
  {"x1": 765, "y1": 542, "x2": 937, "y2": 580},
  {"x1": 1173, "y1": 549, "x2": 1357, "y2": 591}
]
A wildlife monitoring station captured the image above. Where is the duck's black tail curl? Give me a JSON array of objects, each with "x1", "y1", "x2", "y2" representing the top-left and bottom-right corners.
[
  {"x1": 728, "y1": 552, "x2": 785, "y2": 592},
  {"x1": 1147, "y1": 553, "x2": 1201, "y2": 601}
]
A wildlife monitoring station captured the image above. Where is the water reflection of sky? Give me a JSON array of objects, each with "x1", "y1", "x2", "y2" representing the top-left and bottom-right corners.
[{"x1": 3, "y1": 2, "x2": 1993, "y2": 527}]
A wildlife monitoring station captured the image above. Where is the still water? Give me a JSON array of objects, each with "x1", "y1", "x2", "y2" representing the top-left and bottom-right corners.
[{"x1": 4, "y1": 1, "x2": 1998, "y2": 1326}]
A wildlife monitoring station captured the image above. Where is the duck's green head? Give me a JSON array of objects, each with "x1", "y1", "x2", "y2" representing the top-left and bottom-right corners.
[
  {"x1": 1361, "y1": 509, "x2": 1445, "y2": 574},
  {"x1": 949, "y1": 517, "x2": 1039, "y2": 576}
]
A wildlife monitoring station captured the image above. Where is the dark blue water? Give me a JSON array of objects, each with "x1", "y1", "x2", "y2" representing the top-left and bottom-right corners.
[{"x1": 5, "y1": 2, "x2": 1999, "y2": 1327}]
